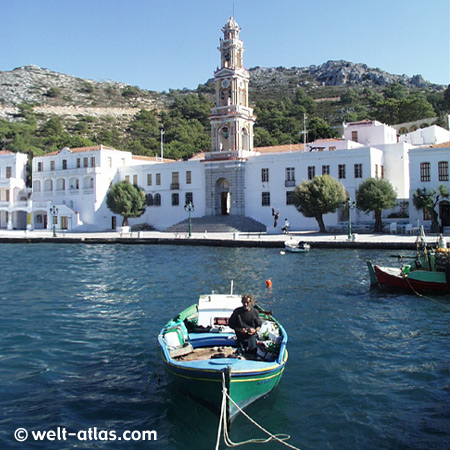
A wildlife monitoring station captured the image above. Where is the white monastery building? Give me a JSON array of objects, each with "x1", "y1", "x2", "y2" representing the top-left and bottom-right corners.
[{"x1": 2, "y1": 17, "x2": 450, "y2": 233}]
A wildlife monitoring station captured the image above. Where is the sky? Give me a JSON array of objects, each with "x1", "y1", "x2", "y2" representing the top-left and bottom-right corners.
[{"x1": 2, "y1": 0, "x2": 449, "y2": 92}]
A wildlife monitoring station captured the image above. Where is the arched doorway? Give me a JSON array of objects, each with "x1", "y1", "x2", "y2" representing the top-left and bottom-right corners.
[
  {"x1": 216, "y1": 178, "x2": 230, "y2": 215},
  {"x1": 439, "y1": 201, "x2": 450, "y2": 227}
]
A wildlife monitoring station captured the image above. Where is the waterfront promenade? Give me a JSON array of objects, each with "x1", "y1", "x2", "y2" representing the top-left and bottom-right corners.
[{"x1": 0, "y1": 228, "x2": 441, "y2": 250}]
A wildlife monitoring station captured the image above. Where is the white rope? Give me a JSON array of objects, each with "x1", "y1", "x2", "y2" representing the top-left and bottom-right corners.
[{"x1": 215, "y1": 372, "x2": 301, "y2": 450}]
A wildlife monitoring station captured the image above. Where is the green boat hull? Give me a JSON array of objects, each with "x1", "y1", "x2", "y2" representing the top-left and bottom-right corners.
[{"x1": 163, "y1": 351, "x2": 287, "y2": 420}]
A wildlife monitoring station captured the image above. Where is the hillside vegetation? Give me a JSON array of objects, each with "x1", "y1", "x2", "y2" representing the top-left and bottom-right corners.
[{"x1": 1, "y1": 61, "x2": 449, "y2": 160}]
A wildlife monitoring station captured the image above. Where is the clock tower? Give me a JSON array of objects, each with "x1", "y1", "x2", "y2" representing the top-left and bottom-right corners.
[
  {"x1": 208, "y1": 17, "x2": 256, "y2": 157},
  {"x1": 204, "y1": 18, "x2": 256, "y2": 217}
]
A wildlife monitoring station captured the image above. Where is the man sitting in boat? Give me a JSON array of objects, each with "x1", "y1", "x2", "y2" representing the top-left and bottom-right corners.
[{"x1": 228, "y1": 294, "x2": 262, "y2": 355}]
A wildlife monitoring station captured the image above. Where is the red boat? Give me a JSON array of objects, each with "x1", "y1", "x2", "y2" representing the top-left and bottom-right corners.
[{"x1": 367, "y1": 227, "x2": 450, "y2": 293}]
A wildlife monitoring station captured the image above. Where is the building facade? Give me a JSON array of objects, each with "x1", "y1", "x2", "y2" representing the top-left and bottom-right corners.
[
  {"x1": 0, "y1": 151, "x2": 31, "y2": 230},
  {"x1": 13, "y1": 17, "x2": 450, "y2": 233}
]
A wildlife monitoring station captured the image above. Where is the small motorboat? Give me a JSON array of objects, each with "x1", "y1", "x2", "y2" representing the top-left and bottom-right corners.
[
  {"x1": 284, "y1": 239, "x2": 310, "y2": 253},
  {"x1": 157, "y1": 287, "x2": 288, "y2": 426}
]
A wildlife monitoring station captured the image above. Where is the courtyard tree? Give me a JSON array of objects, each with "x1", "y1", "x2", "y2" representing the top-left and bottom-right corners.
[
  {"x1": 292, "y1": 175, "x2": 346, "y2": 233},
  {"x1": 106, "y1": 181, "x2": 146, "y2": 227},
  {"x1": 412, "y1": 185, "x2": 449, "y2": 233},
  {"x1": 356, "y1": 178, "x2": 397, "y2": 232}
]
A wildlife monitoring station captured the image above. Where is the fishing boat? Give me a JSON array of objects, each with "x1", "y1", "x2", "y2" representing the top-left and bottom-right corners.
[
  {"x1": 367, "y1": 227, "x2": 450, "y2": 293},
  {"x1": 157, "y1": 287, "x2": 288, "y2": 425},
  {"x1": 284, "y1": 239, "x2": 310, "y2": 253}
]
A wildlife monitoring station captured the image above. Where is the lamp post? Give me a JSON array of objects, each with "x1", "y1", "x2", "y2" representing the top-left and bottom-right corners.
[
  {"x1": 184, "y1": 202, "x2": 195, "y2": 237},
  {"x1": 49, "y1": 205, "x2": 58, "y2": 237},
  {"x1": 342, "y1": 198, "x2": 356, "y2": 240}
]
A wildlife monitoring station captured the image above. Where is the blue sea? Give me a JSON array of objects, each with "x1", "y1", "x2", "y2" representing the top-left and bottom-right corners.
[{"x1": 0, "y1": 243, "x2": 449, "y2": 449}]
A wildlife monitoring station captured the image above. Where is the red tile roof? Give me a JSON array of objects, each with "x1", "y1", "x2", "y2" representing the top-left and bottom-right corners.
[
  {"x1": 132, "y1": 155, "x2": 176, "y2": 162},
  {"x1": 255, "y1": 143, "x2": 305, "y2": 153},
  {"x1": 424, "y1": 141, "x2": 450, "y2": 148},
  {"x1": 41, "y1": 145, "x2": 119, "y2": 157}
]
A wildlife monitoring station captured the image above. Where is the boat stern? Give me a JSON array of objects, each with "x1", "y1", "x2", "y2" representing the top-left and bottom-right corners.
[{"x1": 366, "y1": 260, "x2": 379, "y2": 285}]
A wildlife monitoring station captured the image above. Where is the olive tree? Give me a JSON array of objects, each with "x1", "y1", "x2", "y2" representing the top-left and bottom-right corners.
[
  {"x1": 412, "y1": 185, "x2": 449, "y2": 233},
  {"x1": 356, "y1": 178, "x2": 397, "y2": 232},
  {"x1": 106, "y1": 181, "x2": 146, "y2": 227},
  {"x1": 292, "y1": 175, "x2": 346, "y2": 233}
]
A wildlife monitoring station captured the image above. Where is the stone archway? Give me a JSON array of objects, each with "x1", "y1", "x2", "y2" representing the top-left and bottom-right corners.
[{"x1": 216, "y1": 178, "x2": 230, "y2": 215}]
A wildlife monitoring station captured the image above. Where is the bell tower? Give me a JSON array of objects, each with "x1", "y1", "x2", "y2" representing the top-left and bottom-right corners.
[{"x1": 208, "y1": 17, "x2": 256, "y2": 158}]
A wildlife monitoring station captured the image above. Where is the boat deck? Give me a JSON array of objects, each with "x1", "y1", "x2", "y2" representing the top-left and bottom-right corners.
[{"x1": 174, "y1": 345, "x2": 243, "y2": 361}]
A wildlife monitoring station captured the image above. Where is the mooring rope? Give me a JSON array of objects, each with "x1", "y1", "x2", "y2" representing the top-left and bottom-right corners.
[
  {"x1": 405, "y1": 277, "x2": 450, "y2": 311},
  {"x1": 215, "y1": 373, "x2": 301, "y2": 450}
]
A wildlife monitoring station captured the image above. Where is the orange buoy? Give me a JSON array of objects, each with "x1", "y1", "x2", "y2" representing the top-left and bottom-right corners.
[{"x1": 266, "y1": 279, "x2": 272, "y2": 288}]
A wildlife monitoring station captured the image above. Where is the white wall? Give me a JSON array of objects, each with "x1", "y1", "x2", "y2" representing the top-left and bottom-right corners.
[
  {"x1": 399, "y1": 125, "x2": 450, "y2": 146},
  {"x1": 119, "y1": 159, "x2": 205, "y2": 230},
  {"x1": 245, "y1": 146, "x2": 383, "y2": 231},
  {"x1": 344, "y1": 120, "x2": 397, "y2": 146},
  {"x1": 408, "y1": 145, "x2": 450, "y2": 225}
]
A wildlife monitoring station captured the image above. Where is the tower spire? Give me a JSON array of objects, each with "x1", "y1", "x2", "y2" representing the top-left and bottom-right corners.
[{"x1": 208, "y1": 17, "x2": 256, "y2": 158}]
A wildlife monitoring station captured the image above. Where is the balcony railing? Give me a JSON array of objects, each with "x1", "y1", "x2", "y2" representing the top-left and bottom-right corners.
[
  {"x1": 285, "y1": 180, "x2": 296, "y2": 187},
  {"x1": 170, "y1": 183, "x2": 180, "y2": 190}
]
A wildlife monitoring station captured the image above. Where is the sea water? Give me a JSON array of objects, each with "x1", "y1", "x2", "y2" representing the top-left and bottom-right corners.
[{"x1": 0, "y1": 243, "x2": 449, "y2": 449}]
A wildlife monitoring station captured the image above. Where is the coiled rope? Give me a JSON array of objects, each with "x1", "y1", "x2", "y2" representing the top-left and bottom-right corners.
[{"x1": 214, "y1": 373, "x2": 301, "y2": 449}]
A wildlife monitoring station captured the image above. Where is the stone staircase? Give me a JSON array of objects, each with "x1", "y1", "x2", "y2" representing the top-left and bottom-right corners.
[{"x1": 165, "y1": 215, "x2": 266, "y2": 233}]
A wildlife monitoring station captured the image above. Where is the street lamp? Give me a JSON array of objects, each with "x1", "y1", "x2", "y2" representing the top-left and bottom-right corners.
[
  {"x1": 49, "y1": 205, "x2": 58, "y2": 237},
  {"x1": 184, "y1": 202, "x2": 195, "y2": 237},
  {"x1": 342, "y1": 198, "x2": 356, "y2": 240}
]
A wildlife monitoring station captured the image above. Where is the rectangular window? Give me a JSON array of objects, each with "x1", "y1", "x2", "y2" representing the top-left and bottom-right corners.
[
  {"x1": 6, "y1": 166, "x2": 12, "y2": 178},
  {"x1": 147, "y1": 173, "x2": 152, "y2": 186},
  {"x1": 171, "y1": 172, "x2": 179, "y2": 189},
  {"x1": 286, "y1": 191, "x2": 294, "y2": 205},
  {"x1": 133, "y1": 175, "x2": 138, "y2": 185},
  {"x1": 285, "y1": 167, "x2": 295, "y2": 186},
  {"x1": 286, "y1": 167, "x2": 295, "y2": 181},
  {"x1": 62, "y1": 159, "x2": 67, "y2": 170},
  {"x1": 108, "y1": 157, "x2": 112, "y2": 168},
  {"x1": 156, "y1": 173, "x2": 161, "y2": 185},
  {"x1": 439, "y1": 161, "x2": 449, "y2": 181},
  {"x1": 262, "y1": 192, "x2": 271, "y2": 206},
  {"x1": 322, "y1": 165, "x2": 330, "y2": 175},
  {"x1": 375, "y1": 164, "x2": 379, "y2": 178},
  {"x1": 185, "y1": 192, "x2": 193, "y2": 205},
  {"x1": 308, "y1": 166, "x2": 315, "y2": 180},
  {"x1": 380, "y1": 165, "x2": 384, "y2": 179},
  {"x1": 354, "y1": 163, "x2": 362, "y2": 178},
  {"x1": 172, "y1": 193, "x2": 179, "y2": 206},
  {"x1": 37, "y1": 162, "x2": 43, "y2": 172},
  {"x1": 261, "y1": 168, "x2": 269, "y2": 182},
  {"x1": 76, "y1": 158, "x2": 81, "y2": 168},
  {"x1": 351, "y1": 131, "x2": 358, "y2": 142},
  {"x1": 186, "y1": 171, "x2": 192, "y2": 184},
  {"x1": 83, "y1": 157, "x2": 88, "y2": 168},
  {"x1": 6, "y1": 190, "x2": 10, "y2": 202},
  {"x1": 51, "y1": 161, "x2": 55, "y2": 171},
  {"x1": 125, "y1": 175, "x2": 130, "y2": 183},
  {"x1": 338, "y1": 164, "x2": 346, "y2": 179},
  {"x1": 91, "y1": 156, "x2": 95, "y2": 167},
  {"x1": 420, "y1": 162, "x2": 430, "y2": 182}
]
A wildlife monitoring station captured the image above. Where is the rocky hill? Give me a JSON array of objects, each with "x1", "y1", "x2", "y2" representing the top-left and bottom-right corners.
[
  {"x1": 0, "y1": 60, "x2": 445, "y2": 134},
  {"x1": 248, "y1": 60, "x2": 436, "y2": 96}
]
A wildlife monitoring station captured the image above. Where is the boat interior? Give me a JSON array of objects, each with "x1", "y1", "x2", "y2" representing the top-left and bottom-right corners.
[{"x1": 162, "y1": 294, "x2": 283, "y2": 363}]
